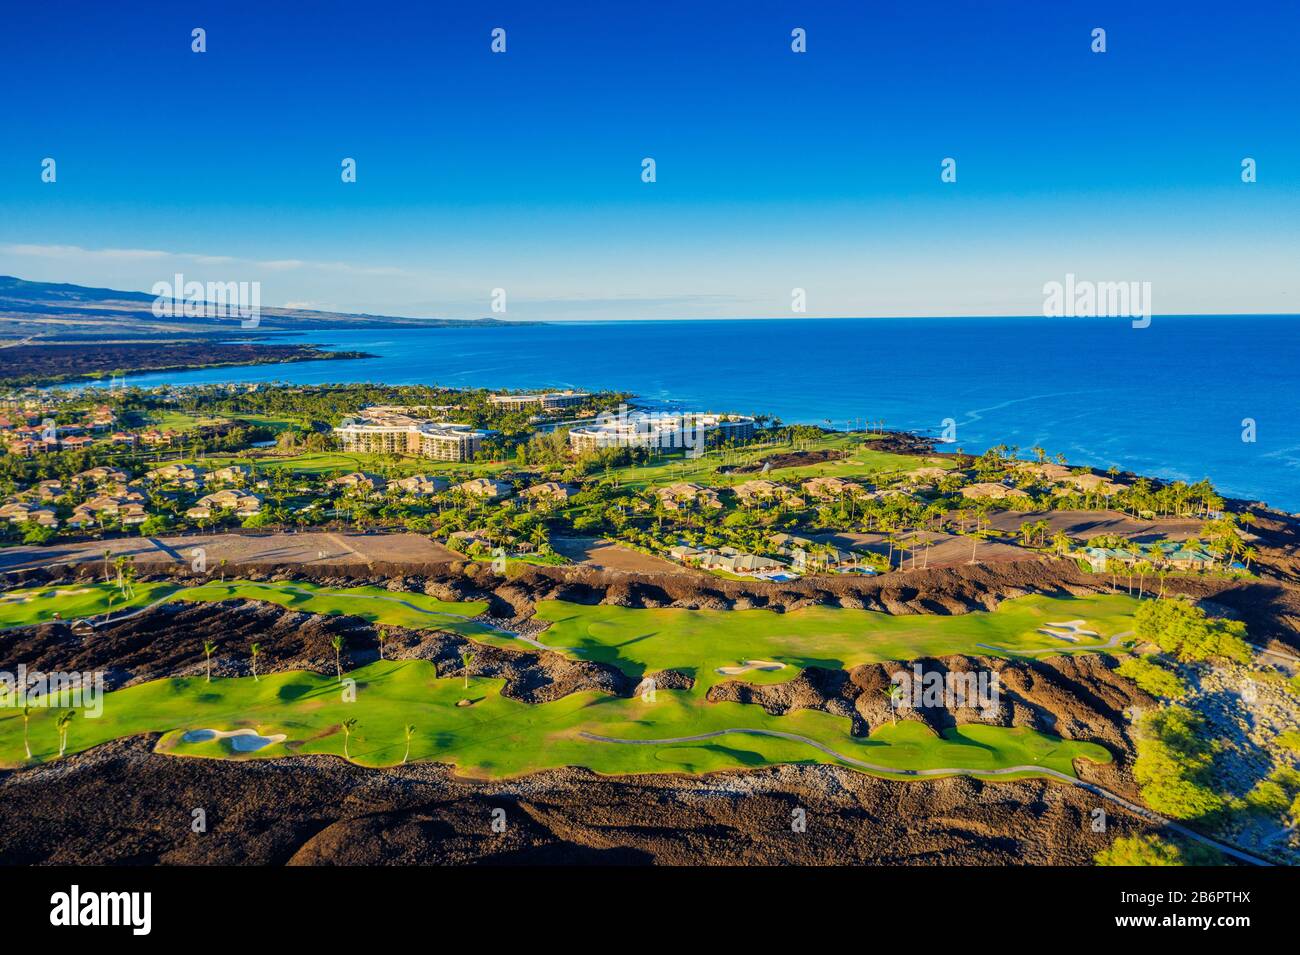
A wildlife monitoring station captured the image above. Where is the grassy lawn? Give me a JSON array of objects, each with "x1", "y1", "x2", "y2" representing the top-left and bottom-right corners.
[
  {"x1": 514, "y1": 593, "x2": 1139, "y2": 690},
  {"x1": 0, "y1": 582, "x2": 180, "y2": 628},
  {"x1": 147, "y1": 410, "x2": 231, "y2": 431},
  {"x1": 604, "y1": 432, "x2": 937, "y2": 492},
  {"x1": 0, "y1": 659, "x2": 1110, "y2": 780},
  {"x1": 229, "y1": 412, "x2": 300, "y2": 433}
]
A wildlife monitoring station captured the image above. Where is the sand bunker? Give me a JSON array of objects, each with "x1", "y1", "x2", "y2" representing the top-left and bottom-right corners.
[
  {"x1": 2, "y1": 588, "x2": 93, "y2": 604},
  {"x1": 182, "y1": 728, "x2": 286, "y2": 752},
  {"x1": 1038, "y1": 620, "x2": 1100, "y2": 643},
  {"x1": 715, "y1": 659, "x2": 787, "y2": 676}
]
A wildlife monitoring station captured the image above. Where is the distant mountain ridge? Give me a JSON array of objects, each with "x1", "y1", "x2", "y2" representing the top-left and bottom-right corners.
[{"x1": 0, "y1": 275, "x2": 517, "y2": 341}]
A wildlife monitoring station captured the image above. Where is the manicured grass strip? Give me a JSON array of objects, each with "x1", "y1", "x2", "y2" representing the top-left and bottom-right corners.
[
  {"x1": 603, "y1": 433, "x2": 930, "y2": 491},
  {"x1": 0, "y1": 582, "x2": 180, "y2": 628},
  {"x1": 177, "y1": 581, "x2": 492, "y2": 636},
  {"x1": 0, "y1": 579, "x2": 494, "y2": 637},
  {"x1": 0, "y1": 660, "x2": 1110, "y2": 781}
]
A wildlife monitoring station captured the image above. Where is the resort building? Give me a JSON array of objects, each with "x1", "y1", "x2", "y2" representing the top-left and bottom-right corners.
[
  {"x1": 488, "y1": 390, "x2": 589, "y2": 411},
  {"x1": 567, "y1": 412, "x2": 755, "y2": 453},
  {"x1": 334, "y1": 408, "x2": 488, "y2": 462}
]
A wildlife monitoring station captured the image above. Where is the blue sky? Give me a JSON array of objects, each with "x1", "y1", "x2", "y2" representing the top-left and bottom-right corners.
[{"x1": 1, "y1": 0, "x2": 1296, "y2": 319}]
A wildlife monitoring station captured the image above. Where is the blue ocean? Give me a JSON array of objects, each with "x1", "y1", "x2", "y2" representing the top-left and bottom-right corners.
[{"x1": 83, "y1": 315, "x2": 1300, "y2": 510}]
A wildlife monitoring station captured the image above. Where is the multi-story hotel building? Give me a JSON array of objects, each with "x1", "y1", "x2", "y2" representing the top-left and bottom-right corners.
[
  {"x1": 335, "y1": 409, "x2": 487, "y2": 462},
  {"x1": 568, "y1": 412, "x2": 755, "y2": 454},
  {"x1": 488, "y1": 390, "x2": 590, "y2": 411}
]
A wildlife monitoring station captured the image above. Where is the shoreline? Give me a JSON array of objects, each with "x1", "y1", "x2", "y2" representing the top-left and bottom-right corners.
[{"x1": 0, "y1": 342, "x2": 374, "y2": 389}]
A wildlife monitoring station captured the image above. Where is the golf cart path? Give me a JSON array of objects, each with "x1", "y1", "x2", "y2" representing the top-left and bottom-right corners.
[{"x1": 579, "y1": 727, "x2": 1271, "y2": 866}]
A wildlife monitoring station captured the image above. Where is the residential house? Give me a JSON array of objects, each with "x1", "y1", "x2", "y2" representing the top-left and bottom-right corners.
[
  {"x1": 389, "y1": 474, "x2": 450, "y2": 497},
  {"x1": 147, "y1": 463, "x2": 205, "y2": 487},
  {"x1": 327, "y1": 471, "x2": 385, "y2": 493},
  {"x1": 655, "y1": 482, "x2": 722, "y2": 510},
  {"x1": 209, "y1": 465, "x2": 252, "y2": 486},
  {"x1": 454, "y1": 478, "x2": 514, "y2": 500},
  {"x1": 72, "y1": 466, "x2": 130, "y2": 488},
  {"x1": 958, "y1": 482, "x2": 1020, "y2": 500},
  {"x1": 801, "y1": 476, "x2": 865, "y2": 500},
  {"x1": 187, "y1": 489, "x2": 262, "y2": 519},
  {"x1": 521, "y1": 481, "x2": 577, "y2": 504}
]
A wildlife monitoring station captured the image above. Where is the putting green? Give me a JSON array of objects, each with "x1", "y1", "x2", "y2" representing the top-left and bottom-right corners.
[{"x1": 0, "y1": 660, "x2": 1111, "y2": 780}]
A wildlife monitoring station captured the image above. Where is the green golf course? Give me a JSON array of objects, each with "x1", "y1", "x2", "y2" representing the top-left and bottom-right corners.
[
  {"x1": 1, "y1": 658, "x2": 1111, "y2": 779},
  {"x1": 0, "y1": 577, "x2": 1132, "y2": 781},
  {"x1": 500, "y1": 593, "x2": 1139, "y2": 690}
]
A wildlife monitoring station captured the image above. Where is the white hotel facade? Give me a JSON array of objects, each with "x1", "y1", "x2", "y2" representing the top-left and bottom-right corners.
[
  {"x1": 335, "y1": 410, "x2": 489, "y2": 462},
  {"x1": 568, "y1": 411, "x2": 755, "y2": 454}
]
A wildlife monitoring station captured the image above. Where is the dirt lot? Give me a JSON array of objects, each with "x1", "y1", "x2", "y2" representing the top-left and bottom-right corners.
[
  {"x1": 0, "y1": 532, "x2": 462, "y2": 572},
  {"x1": 985, "y1": 509, "x2": 1206, "y2": 542},
  {"x1": 818, "y1": 531, "x2": 1028, "y2": 569},
  {"x1": 550, "y1": 537, "x2": 692, "y2": 575}
]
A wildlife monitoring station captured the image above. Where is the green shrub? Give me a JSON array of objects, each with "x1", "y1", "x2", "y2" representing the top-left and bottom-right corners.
[
  {"x1": 1133, "y1": 705, "x2": 1225, "y2": 820},
  {"x1": 1116, "y1": 656, "x2": 1187, "y2": 698},
  {"x1": 1134, "y1": 598, "x2": 1252, "y2": 663},
  {"x1": 1095, "y1": 833, "x2": 1222, "y2": 866}
]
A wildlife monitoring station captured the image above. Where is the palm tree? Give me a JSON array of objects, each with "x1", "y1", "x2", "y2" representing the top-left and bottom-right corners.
[
  {"x1": 56, "y1": 710, "x2": 75, "y2": 758},
  {"x1": 250, "y1": 642, "x2": 262, "y2": 681},
  {"x1": 461, "y1": 650, "x2": 475, "y2": 690},
  {"x1": 1104, "y1": 558, "x2": 1124, "y2": 592},
  {"x1": 341, "y1": 717, "x2": 357, "y2": 759},
  {"x1": 203, "y1": 640, "x2": 216, "y2": 682},
  {"x1": 1134, "y1": 560, "x2": 1154, "y2": 599},
  {"x1": 377, "y1": 627, "x2": 388, "y2": 661},
  {"x1": 331, "y1": 635, "x2": 344, "y2": 681},
  {"x1": 102, "y1": 548, "x2": 113, "y2": 583},
  {"x1": 403, "y1": 723, "x2": 416, "y2": 765},
  {"x1": 883, "y1": 684, "x2": 903, "y2": 726},
  {"x1": 21, "y1": 704, "x2": 32, "y2": 760}
]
